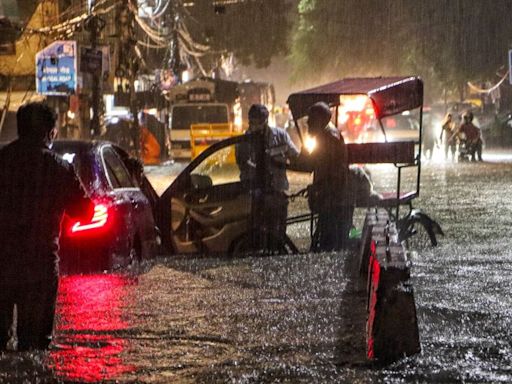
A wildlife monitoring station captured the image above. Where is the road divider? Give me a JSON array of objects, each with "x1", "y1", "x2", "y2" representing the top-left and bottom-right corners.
[{"x1": 359, "y1": 209, "x2": 421, "y2": 362}]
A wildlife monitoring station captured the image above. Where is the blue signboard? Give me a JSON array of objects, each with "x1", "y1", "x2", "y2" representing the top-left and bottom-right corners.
[{"x1": 36, "y1": 41, "x2": 77, "y2": 96}]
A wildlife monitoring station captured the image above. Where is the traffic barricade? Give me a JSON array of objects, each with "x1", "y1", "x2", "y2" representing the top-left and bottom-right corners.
[{"x1": 190, "y1": 123, "x2": 243, "y2": 161}]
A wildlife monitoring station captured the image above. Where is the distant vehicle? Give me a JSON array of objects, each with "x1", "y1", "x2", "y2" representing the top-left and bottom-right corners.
[
  {"x1": 361, "y1": 113, "x2": 421, "y2": 143},
  {"x1": 53, "y1": 140, "x2": 159, "y2": 273},
  {"x1": 169, "y1": 102, "x2": 230, "y2": 158},
  {"x1": 166, "y1": 78, "x2": 275, "y2": 158}
]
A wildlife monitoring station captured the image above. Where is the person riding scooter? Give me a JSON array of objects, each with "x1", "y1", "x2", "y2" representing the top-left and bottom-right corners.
[{"x1": 451, "y1": 111, "x2": 483, "y2": 162}]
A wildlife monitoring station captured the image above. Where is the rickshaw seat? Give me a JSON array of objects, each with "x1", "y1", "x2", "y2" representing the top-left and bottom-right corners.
[
  {"x1": 374, "y1": 191, "x2": 417, "y2": 208},
  {"x1": 347, "y1": 141, "x2": 418, "y2": 210}
]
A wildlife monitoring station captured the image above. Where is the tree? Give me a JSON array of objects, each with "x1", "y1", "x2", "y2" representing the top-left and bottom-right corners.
[
  {"x1": 181, "y1": 0, "x2": 292, "y2": 71},
  {"x1": 289, "y1": 0, "x2": 512, "y2": 102}
]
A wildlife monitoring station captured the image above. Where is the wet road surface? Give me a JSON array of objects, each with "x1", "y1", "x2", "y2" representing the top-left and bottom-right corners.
[{"x1": 1, "y1": 154, "x2": 512, "y2": 383}]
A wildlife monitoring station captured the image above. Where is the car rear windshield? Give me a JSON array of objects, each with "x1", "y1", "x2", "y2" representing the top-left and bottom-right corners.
[
  {"x1": 171, "y1": 105, "x2": 229, "y2": 130},
  {"x1": 52, "y1": 146, "x2": 96, "y2": 190}
]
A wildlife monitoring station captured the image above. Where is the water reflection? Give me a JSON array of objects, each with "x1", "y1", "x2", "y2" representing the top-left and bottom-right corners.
[{"x1": 49, "y1": 274, "x2": 137, "y2": 382}]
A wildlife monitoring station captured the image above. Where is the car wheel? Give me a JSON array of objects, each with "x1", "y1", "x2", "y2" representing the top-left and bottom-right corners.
[
  {"x1": 230, "y1": 233, "x2": 252, "y2": 258},
  {"x1": 230, "y1": 232, "x2": 294, "y2": 257}
]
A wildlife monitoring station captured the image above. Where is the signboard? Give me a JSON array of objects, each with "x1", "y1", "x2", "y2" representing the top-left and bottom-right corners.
[
  {"x1": 158, "y1": 69, "x2": 178, "y2": 91},
  {"x1": 188, "y1": 91, "x2": 211, "y2": 102},
  {"x1": 80, "y1": 47, "x2": 102, "y2": 74},
  {"x1": 35, "y1": 40, "x2": 77, "y2": 96}
]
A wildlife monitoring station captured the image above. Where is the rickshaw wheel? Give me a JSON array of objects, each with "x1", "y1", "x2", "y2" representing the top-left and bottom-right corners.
[{"x1": 404, "y1": 220, "x2": 436, "y2": 250}]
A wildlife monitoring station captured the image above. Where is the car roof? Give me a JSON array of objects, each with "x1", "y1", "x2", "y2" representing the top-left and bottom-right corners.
[
  {"x1": 52, "y1": 139, "x2": 129, "y2": 155},
  {"x1": 0, "y1": 139, "x2": 117, "y2": 152},
  {"x1": 52, "y1": 139, "x2": 101, "y2": 152}
]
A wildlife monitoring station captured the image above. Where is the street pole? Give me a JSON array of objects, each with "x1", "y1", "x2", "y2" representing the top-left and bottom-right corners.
[
  {"x1": 128, "y1": 0, "x2": 140, "y2": 158},
  {"x1": 89, "y1": 15, "x2": 101, "y2": 138},
  {"x1": 117, "y1": 0, "x2": 140, "y2": 158},
  {"x1": 130, "y1": 59, "x2": 140, "y2": 158},
  {"x1": 171, "y1": 11, "x2": 181, "y2": 77}
]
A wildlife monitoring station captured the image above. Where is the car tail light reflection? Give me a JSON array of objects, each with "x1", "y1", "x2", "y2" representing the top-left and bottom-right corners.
[{"x1": 69, "y1": 204, "x2": 110, "y2": 235}]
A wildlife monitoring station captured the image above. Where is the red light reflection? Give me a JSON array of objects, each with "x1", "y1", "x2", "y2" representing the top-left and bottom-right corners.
[
  {"x1": 49, "y1": 274, "x2": 137, "y2": 382},
  {"x1": 366, "y1": 241, "x2": 380, "y2": 360}
]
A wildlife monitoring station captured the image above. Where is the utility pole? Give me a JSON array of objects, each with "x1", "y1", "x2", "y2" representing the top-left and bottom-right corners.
[
  {"x1": 129, "y1": 0, "x2": 140, "y2": 158},
  {"x1": 86, "y1": 15, "x2": 101, "y2": 137},
  {"x1": 171, "y1": 8, "x2": 181, "y2": 77},
  {"x1": 85, "y1": 0, "x2": 105, "y2": 138},
  {"x1": 118, "y1": 0, "x2": 140, "y2": 157},
  {"x1": 169, "y1": 1, "x2": 186, "y2": 81}
]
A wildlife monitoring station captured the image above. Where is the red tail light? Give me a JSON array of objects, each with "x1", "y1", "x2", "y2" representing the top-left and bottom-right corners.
[{"x1": 69, "y1": 204, "x2": 110, "y2": 235}]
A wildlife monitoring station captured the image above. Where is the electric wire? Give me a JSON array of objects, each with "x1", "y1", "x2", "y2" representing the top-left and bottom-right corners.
[{"x1": 467, "y1": 70, "x2": 509, "y2": 94}]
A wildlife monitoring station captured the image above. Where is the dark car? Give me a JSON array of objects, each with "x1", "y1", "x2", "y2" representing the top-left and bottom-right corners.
[{"x1": 53, "y1": 140, "x2": 159, "y2": 273}]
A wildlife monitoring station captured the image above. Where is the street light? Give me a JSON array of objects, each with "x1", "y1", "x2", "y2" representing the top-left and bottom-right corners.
[{"x1": 181, "y1": 69, "x2": 190, "y2": 83}]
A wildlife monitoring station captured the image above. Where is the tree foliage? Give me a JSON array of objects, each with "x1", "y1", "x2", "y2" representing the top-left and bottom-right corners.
[
  {"x1": 290, "y1": 0, "x2": 512, "y2": 100},
  {"x1": 184, "y1": 0, "x2": 291, "y2": 69}
]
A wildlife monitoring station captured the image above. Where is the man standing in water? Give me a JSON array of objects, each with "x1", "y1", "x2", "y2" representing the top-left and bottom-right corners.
[
  {"x1": 307, "y1": 102, "x2": 351, "y2": 251},
  {"x1": 236, "y1": 104, "x2": 299, "y2": 251},
  {"x1": 0, "y1": 101, "x2": 92, "y2": 350},
  {"x1": 440, "y1": 113, "x2": 457, "y2": 161}
]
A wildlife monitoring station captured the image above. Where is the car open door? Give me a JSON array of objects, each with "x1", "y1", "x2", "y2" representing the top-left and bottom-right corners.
[{"x1": 158, "y1": 134, "x2": 264, "y2": 255}]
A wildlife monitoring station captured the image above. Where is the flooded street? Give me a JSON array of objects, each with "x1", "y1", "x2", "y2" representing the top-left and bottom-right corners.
[
  {"x1": 1, "y1": 155, "x2": 512, "y2": 383},
  {"x1": 386, "y1": 157, "x2": 512, "y2": 383}
]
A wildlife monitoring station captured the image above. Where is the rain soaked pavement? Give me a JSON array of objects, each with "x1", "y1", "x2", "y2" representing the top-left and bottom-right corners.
[{"x1": 1, "y1": 151, "x2": 512, "y2": 383}]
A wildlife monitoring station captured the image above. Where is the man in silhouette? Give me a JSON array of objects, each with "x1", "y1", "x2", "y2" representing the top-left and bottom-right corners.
[
  {"x1": 0, "y1": 101, "x2": 92, "y2": 350},
  {"x1": 307, "y1": 102, "x2": 351, "y2": 251}
]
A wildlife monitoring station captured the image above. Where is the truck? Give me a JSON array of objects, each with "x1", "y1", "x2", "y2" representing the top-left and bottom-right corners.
[{"x1": 166, "y1": 77, "x2": 275, "y2": 158}]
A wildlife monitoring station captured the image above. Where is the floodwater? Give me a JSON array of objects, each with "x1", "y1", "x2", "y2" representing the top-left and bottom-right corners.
[{"x1": 1, "y1": 155, "x2": 512, "y2": 383}]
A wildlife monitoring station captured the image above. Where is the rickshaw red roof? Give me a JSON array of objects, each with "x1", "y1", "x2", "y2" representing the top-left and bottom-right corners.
[{"x1": 287, "y1": 76, "x2": 423, "y2": 120}]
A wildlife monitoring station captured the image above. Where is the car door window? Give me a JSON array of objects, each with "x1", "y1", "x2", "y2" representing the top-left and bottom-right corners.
[
  {"x1": 102, "y1": 147, "x2": 136, "y2": 189},
  {"x1": 191, "y1": 143, "x2": 241, "y2": 187}
]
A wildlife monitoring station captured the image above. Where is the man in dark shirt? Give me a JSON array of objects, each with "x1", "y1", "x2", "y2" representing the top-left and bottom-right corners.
[
  {"x1": 236, "y1": 104, "x2": 299, "y2": 251},
  {"x1": 0, "y1": 101, "x2": 92, "y2": 350},
  {"x1": 307, "y1": 102, "x2": 351, "y2": 251}
]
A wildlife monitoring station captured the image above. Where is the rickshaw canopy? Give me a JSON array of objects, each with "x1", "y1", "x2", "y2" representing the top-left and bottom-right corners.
[{"x1": 287, "y1": 76, "x2": 423, "y2": 120}]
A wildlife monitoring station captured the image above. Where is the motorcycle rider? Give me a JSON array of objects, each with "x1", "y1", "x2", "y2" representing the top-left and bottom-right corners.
[{"x1": 452, "y1": 111, "x2": 483, "y2": 162}]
